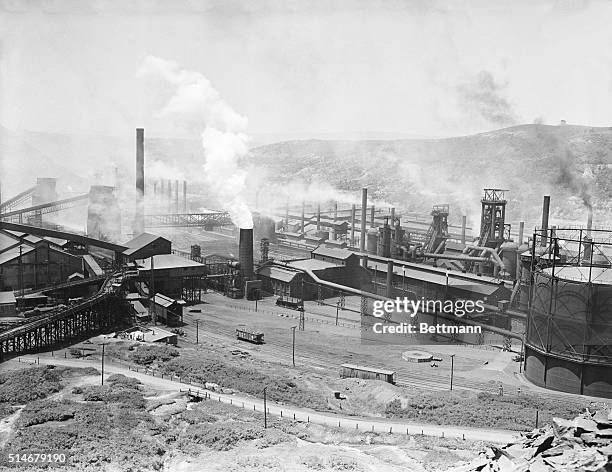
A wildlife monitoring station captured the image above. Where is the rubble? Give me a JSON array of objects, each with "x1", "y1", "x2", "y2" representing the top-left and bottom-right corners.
[{"x1": 451, "y1": 409, "x2": 612, "y2": 472}]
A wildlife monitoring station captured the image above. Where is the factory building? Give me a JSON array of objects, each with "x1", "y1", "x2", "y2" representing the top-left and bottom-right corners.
[
  {"x1": 122, "y1": 233, "x2": 171, "y2": 261},
  {"x1": 0, "y1": 230, "x2": 82, "y2": 291},
  {"x1": 311, "y1": 246, "x2": 360, "y2": 267},
  {"x1": 135, "y1": 254, "x2": 206, "y2": 302}
]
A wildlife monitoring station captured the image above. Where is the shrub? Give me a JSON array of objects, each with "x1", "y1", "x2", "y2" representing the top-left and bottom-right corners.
[
  {"x1": 129, "y1": 345, "x2": 179, "y2": 365},
  {"x1": 19, "y1": 400, "x2": 75, "y2": 427}
]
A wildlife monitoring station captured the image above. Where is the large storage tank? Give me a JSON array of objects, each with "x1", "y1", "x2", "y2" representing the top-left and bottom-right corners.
[
  {"x1": 500, "y1": 241, "x2": 519, "y2": 278},
  {"x1": 525, "y1": 266, "x2": 612, "y2": 398}
]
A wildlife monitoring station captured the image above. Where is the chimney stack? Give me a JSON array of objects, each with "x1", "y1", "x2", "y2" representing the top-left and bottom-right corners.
[
  {"x1": 301, "y1": 201, "x2": 305, "y2": 234},
  {"x1": 134, "y1": 128, "x2": 145, "y2": 235},
  {"x1": 360, "y1": 188, "x2": 367, "y2": 255},
  {"x1": 183, "y1": 180, "x2": 187, "y2": 213},
  {"x1": 239, "y1": 228, "x2": 254, "y2": 281},
  {"x1": 540, "y1": 195, "x2": 550, "y2": 247},
  {"x1": 350, "y1": 204, "x2": 356, "y2": 247},
  {"x1": 587, "y1": 208, "x2": 593, "y2": 236}
]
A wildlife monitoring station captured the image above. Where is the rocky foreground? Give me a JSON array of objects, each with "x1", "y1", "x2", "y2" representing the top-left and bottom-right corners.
[{"x1": 452, "y1": 410, "x2": 612, "y2": 472}]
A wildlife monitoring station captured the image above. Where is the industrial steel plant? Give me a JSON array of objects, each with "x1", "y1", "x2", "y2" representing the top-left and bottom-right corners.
[{"x1": 0, "y1": 127, "x2": 609, "y2": 403}]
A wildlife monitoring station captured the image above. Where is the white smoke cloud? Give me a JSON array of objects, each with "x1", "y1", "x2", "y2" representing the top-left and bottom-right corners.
[{"x1": 138, "y1": 56, "x2": 253, "y2": 228}]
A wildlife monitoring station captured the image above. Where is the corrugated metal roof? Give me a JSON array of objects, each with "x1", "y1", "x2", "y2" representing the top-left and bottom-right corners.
[
  {"x1": 122, "y1": 233, "x2": 169, "y2": 255},
  {"x1": 0, "y1": 245, "x2": 36, "y2": 265},
  {"x1": 130, "y1": 300, "x2": 147, "y2": 314},
  {"x1": 83, "y1": 255, "x2": 104, "y2": 276},
  {"x1": 258, "y1": 266, "x2": 298, "y2": 283},
  {"x1": 0, "y1": 291, "x2": 16, "y2": 304},
  {"x1": 312, "y1": 245, "x2": 354, "y2": 260},
  {"x1": 136, "y1": 254, "x2": 204, "y2": 270},
  {"x1": 288, "y1": 259, "x2": 338, "y2": 271},
  {"x1": 341, "y1": 363, "x2": 395, "y2": 376},
  {"x1": 153, "y1": 293, "x2": 176, "y2": 308}
]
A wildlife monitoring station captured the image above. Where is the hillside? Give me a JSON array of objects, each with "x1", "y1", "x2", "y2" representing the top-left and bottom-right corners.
[{"x1": 250, "y1": 124, "x2": 612, "y2": 228}]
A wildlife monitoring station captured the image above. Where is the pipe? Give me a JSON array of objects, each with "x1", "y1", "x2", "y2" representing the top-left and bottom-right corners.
[
  {"x1": 463, "y1": 245, "x2": 506, "y2": 271},
  {"x1": 360, "y1": 188, "x2": 367, "y2": 256},
  {"x1": 422, "y1": 253, "x2": 488, "y2": 263},
  {"x1": 461, "y1": 216, "x2": 467, "y2": 244},
  {"x1": 350, "y1": 204, "x2": 356, "y2": 247},
  {"x1": 540, "y1": 195, "x2": 550, "y2": 247}
]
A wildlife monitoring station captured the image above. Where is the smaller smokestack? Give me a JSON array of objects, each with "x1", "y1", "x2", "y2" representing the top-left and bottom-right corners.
[
  {"x1": 183, "y1": 180, "x2": 187, "y2": 213},
  {"x1": 390, "y1": 207, "x2": 395, "y2": 223},
  {"x1": 370, "y1": 205, "x2": 375, "y2": 228},
  {"x1": 587, "y1": 208, "x2": 593, "y2": 236},
  {"x1": 518, "y1": 221, "x2": 524, "y2": 245},
  {"x1": 350, "y1": 204, "x2": 356, "y2": 247},
  {"x1": 285, "y1": 200, "x2": 290, "y2": 227},
  {"x1": 316, "y1": 203, "x2": 321, "y2": 230},
  {"x1": 174, "y1": 179, "x2": 179, "y2": 214},
  {"x1": 301, "y1": 201, "x2": 305, "y2": 233},
  {"x1": 333, "y1": 202, "x2": 338, "y2": 221},
  {"x1": 461, "y1": 216, "x2": 467, "y2": 244},
  {"x1": 540, "y1": 195, "x2": 550, "y2": 247},
  {"x1": 360, "y1": 188, "x2": 367, "y2": 253}
]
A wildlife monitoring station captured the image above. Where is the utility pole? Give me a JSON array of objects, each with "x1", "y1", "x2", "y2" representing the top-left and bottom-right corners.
[
  {"x1": 195, "y1": 319, "x2": 199, "y2": 344},
  {"x1": 291, "y1": 326, "x2": 297, "y2": 366},
  {"x1": 149, "y1": 256, "x2": 155, "y2": 324},
  {"x1": 336, "y1": 301, "x2": 340, "y2": 326},
  {"x1": 263, "y1": 386, "x2": 268, "y2": 428},
  {"x1": 450, "y1": 354, "x2": 455, "y2": 391},
  {"x1": 101, "y1": 342, "x2": 109, "y2": 385}
]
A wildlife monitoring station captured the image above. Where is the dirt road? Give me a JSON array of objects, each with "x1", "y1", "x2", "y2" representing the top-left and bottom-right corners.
[{"x1": 18, "y1": 355, "x2": 518, "y2": 444}]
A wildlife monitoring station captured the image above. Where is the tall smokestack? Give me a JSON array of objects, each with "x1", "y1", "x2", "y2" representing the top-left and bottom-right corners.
[
  {"x1": 316, "y1": 203, "x2": 321, "y2": 230},
  {"x1": 360, "y1": 188, "x2": 367, "y2": 254},
  {"x1": 239, "y1": 228, "x2": 254, "y2": 281},
  {"x1": 333, "y1": 202, "x2": 338, "y2": 221},
  {"x1": 350, "y1": 204, "x2": 356, "y2": 247},
  {"x1": 540, "y1": 195, "x2": 550, "y2": 247},
  {"x1": 518, "y1": 221, "x2": 524, "y2": 245},
  {"x1": 390, "y1": 207, "x2": 395, "y2": 223},
  {"x1": 461, "y1": 215, "x2": 467, "y2": 244},
  {"x1": 134, "y1": 128, "x2": 145, "y2": 235},
  {"x1": 183, "y1": 180, "x2": 187, "y2": 213},
  {"x1": 174, "y1": 179, "x2": 179, "y2": 214},
  {"x1": 370, "y1": 205, "x2": 375, "y2": 228}
]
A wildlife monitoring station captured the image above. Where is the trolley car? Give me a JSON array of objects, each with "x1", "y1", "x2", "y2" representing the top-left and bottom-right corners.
[
  {"x1": 236, "y1": 328, "x2": 265, "y2": 344},
  {"x1": 340, "y1": 363, "x2": 396, "y2": 384}
]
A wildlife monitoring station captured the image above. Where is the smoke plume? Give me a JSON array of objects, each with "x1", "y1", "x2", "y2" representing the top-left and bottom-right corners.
[
  {"x1": 556, "y1": 148, "x2": 593, "y2": 210},
  {"x1": 457, "y1": 71, "x2": 518, "y2": 127},
  {"x1": 138, "y1": 56, "x2": 253, "y2": 228}
]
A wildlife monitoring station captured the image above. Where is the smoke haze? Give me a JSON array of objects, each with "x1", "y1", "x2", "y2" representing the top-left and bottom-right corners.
[{"x1": 138, "y1": 56, "x2": 253, "y2": 229}]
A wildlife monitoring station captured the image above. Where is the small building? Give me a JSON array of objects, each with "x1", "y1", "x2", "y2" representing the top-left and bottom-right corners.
[
  {"x1": 123, "y1": 327, "x2": 177, "y2": 345},
  {"x1": 150, "y1": 293, "x2": 184, "y2": 326},
  {"x1": 312, "y1": 246, "x2": 360, "y2": 267},
  {"x1": 257, "y1": 265, "x2": 302, "y2": 297},
  {"x1": 0, "y1": 291, "x2": 17, "y2": 317},
  {"x1": 122, "y1": 233, "x2": 171, "y2": 261},
  {"x1": 130, "y1": 300, "x2": 149, "y2": 322},
  {"x1": 136, "y1": 254, "x2": 206, "y2": 301}
]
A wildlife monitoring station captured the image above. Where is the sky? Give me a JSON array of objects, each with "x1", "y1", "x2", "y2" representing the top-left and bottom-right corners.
[{"x1": 1, "y1": 0, "x2": 612, "y2": 141}]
